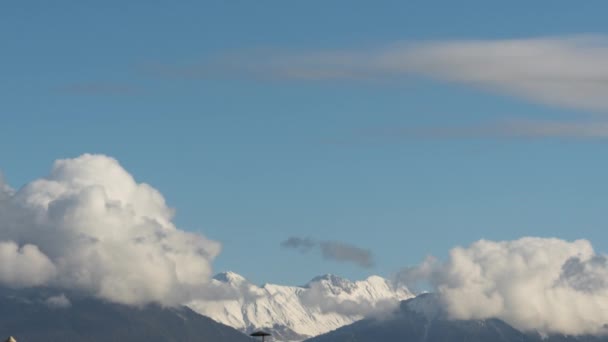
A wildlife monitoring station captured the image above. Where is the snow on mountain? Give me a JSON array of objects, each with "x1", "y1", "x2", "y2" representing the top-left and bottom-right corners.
[{"x1": 188, "y1": 272, "x2": 413, "y2": 341}]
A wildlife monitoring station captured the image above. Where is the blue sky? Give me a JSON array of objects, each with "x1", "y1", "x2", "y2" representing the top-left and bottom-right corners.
[{"x1": 2, "y1": 1, "x2": 608, "y2": 286}]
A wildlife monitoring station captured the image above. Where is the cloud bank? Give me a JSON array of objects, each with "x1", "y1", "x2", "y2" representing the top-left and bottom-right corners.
[
  {"x1": 397, "y1": 237, "x2": 608, "y2": 336},
  {"x1": 0, "y1": 154, "x2": 221, "y2": 306},
  {"x1": 188, "y1": 35, "x2": 608, "y2": 112},
  {"x1": 281, "y1": 237, "x2": 374, "y2": 268}
]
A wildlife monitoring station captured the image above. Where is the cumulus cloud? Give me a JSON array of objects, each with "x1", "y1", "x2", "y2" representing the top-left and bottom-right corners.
[
  {"x1": 397, "y1": 237, "x2": 608, "y2": 336},
  {"x1": 281, "y1": 237, "x2": 374, "y2": 268},
  {"x1": 559, "y1": 256, "x2": 608, "y2": 293},
  {"x1": 177, "y1": 35, "x2": 608, "y2": 112},
  {"x1": 0, "y1": 154, "x2": 221, "y2": 306},
  {"x1": 0, "y1": 241, "x2": 56, "y2": 287},
  {"x1": 0, "y1": 172, "x2": 13, "y2": 199}
]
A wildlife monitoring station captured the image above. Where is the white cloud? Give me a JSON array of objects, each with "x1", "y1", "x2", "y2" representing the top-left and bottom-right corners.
[
  {"x1": 0, "y1": 154, "x2": 221, "y2": 306},
  {"x1": 208, "y1": 35, "x2": 608, "y2": 111},
  {"x1": 45, "y1": 293, "x2": 71, "y2": 308},
  {"x1": 394, "y1": 36, "x2": 608, "y2": 111},
  {"x1": 398, "y1": 237, "x2": 608, "y2": 336},
  {"x1": 0, "y1": 172, "x2": 13, "y2": 199},
  {"x1": 0, "y1": 241, "x2": 56, "y2": 287}
]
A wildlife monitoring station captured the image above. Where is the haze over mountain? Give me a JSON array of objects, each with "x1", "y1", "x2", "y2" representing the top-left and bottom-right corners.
[
  {"x1": 307, "y1": 294, "x2": 608, "y2": 342},
  {"x1": 189, "y1": 271, "x2": 413, "y2": 341}
]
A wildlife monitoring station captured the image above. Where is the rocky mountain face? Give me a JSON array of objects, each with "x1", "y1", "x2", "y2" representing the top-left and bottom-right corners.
[
  {"x1": 188, "y1": 272, "x2": 413, "y2": 341},
  {"x1": 0, "y1": 287, "x2": 254, "y2": 342},
  {"x1": 305, "y1": 294, "x2": 608, "y2": 342}
]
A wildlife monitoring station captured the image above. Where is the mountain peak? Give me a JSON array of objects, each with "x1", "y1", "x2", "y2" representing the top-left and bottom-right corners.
[
  {"x1": 212, "y1": 271, "x2": 247, "y2": 284},
  {"x1": 364, "y1": 275, "x2": 388, "y2": 284},
  {"x1": 402, "y1": 292, "x2": 443, "y2": 319},
  {"x1": 306, "y1": 274, "x2": 352, "y2": 288}
]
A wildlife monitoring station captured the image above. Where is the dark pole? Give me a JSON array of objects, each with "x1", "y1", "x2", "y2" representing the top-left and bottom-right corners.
[{"x1": 250, "y1": 331, "x2": 270, "y2": 341}]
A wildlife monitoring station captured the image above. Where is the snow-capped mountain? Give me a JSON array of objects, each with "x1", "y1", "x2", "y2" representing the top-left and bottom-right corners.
[{"x1": 188, "y1": 272, "x2": 413, "y2": 341}]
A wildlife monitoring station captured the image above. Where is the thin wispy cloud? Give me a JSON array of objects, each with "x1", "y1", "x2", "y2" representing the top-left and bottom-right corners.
[
  {"x1": 318, "y1": 241, "x2": 375, "y2": 268},
  {"x1": 359, "y1": 120, "x2": 608, "y2": 141},
  {"x1": 281, "y1": 237, "x2": 374, "y2": 268},
  {"x1": 162, "y1": 35, "x2": 608, "y2": 111},
  {"x1": 389, "y1": 35, "x2": 608, "y2": 112},
  {"x1": 55, "y1": 83, "x2": 141, "y2": 96},
  {"x1": 281, "y1": 237, "x2": 316, "y2": 252}
]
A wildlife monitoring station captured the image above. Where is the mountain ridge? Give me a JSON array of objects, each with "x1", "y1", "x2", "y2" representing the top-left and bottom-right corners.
[
  {"x1": 0, "y1": 286, "x2": 254, "y2": 342},
  {"x1": 188, "y1": 271, "x2": 413, "y2": 341}
]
